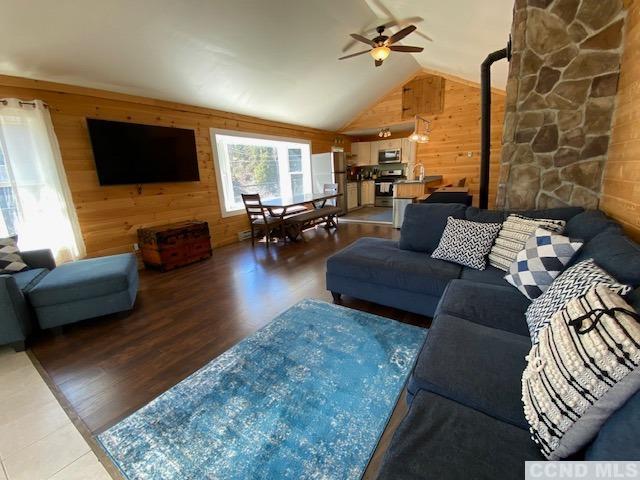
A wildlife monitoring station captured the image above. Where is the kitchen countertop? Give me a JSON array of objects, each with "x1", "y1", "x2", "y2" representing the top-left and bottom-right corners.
[{"x1": 395, "y1": 175, "x2": 443, "y2": 184}]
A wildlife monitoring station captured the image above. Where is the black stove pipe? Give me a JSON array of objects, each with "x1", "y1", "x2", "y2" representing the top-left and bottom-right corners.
[{"x1": 479, "y1": 42, "x2": 511, "y2": 210}]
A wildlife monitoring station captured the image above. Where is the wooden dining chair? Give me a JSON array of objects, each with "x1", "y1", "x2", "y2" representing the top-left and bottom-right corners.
[
  {"x1": 241, "y1": 193, "x2": 284, "y2": 248},
  {"x1": 457, "y1": 177, "x2": 467, "y2": 187}
]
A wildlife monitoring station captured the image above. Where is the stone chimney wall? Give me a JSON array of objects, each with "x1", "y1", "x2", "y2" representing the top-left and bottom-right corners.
[{"x1": 496, "y1": 0, "x2": 627, "y2": 210}]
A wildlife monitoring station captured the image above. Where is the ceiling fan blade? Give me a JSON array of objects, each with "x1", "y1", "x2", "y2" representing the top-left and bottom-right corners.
[
  {"x1": 387, "y1": 25, "x2": 417, "y2": 45},
  {"x1": 375, "y1": 59, "x2": 384, "y2": 67},
  {"x1": 389, "y1": 45, "x2": 424, "y2": 53},
  {"x1": 415, "y1": 31, "x2": 434, "y2": 42},
  {"x1": 338, "y1": 50, "x2": 372, "y2": 60},
  {"x1": 382, "y1": 16, "x2": 424, "y2": 30},
  {"x1": 350, "y1": 33, "x2": 376, "y2": 47}
]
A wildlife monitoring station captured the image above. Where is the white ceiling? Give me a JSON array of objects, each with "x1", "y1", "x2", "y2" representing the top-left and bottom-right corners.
[{"x1": 0, "y1": 0, "x2": 513, "y2": 132}]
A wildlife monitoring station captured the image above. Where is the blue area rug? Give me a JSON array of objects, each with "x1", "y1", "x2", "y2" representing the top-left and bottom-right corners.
[{"x1": 97, "y1": 299, "x2": 427, "y2": 479}]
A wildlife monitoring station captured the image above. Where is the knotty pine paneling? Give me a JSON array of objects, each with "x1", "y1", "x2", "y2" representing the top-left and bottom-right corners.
[
  {"x1": 343, "y1": 71, "x2": 505, "y2": 208},
  {"x1": 0, "y1": 75, "x2": 347, "y2": 256},
  {"x1": 416, "y1": 80, "x2": 505, "y2": 208},
  {"x1": 601, "y1": 0, "x2": 640, "y2": 242}
]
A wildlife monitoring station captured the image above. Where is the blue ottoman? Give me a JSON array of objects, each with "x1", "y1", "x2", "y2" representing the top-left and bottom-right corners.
[{"x1": 28, "y1": 253, "x2": 138, "y2": 329}]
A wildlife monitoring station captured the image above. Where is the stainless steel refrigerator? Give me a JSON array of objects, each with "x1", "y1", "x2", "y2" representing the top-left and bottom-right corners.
[{"x1": 311, "y1": 151, "x2": 347, "y2": 215}]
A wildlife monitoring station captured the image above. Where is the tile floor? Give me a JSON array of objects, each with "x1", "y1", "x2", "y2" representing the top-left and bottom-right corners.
[{"x1": 0, "y1": 347, "x2": 111, "y2": 480}]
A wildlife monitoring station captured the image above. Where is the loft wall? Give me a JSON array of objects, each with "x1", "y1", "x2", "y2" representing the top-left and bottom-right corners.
[
  {"x1": 497, "y1": 0, "x2": 627, "y2": 210},
  {"x1": 344, "y1": 71, "x2": 506, "y2": 208},
  {"x1": 0, "y1": 75, "x2": 347, "y2": 257},
  {"x1": 601, "y1": 0, "x2": 640, "y2": 241}
]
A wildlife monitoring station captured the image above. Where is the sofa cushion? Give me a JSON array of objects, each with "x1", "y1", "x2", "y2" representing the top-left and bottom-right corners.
[
  {"x1": 488, "y1": 214, "x2": 566, "y2": 272},
  {"x1": 408, "y1": 313, "x2": 531, "y2": 429},
  {"x1": 464, "y1": 207, "x2": 507, "y2": 224},
  {"x1": 431, "y1": 217, "x2": 501, "y2": 270},
  {"x1": 435, "y1": 280, "x2": 530, "y2": 336},
  {"x1": 326, "y1": 237, "x2": 461, "y2": 297},
  {"x1": 0, "y1": 237, "x2": 28, "y2": 274},
  {"x1": 575, "y1": 231, "x2": 640, "y2": 288},
  {"x1": 459, "y1": 265, "x2": 509, "y2": 287},
  {"x1": 517, "y1": 207, "x2": 584, "y2": 222},
  {"x1": 504, "y1": 228, "x2": 583, "y2": 300},
  {"x1": 12, "y1": 268, "x2": 49, "y2": 293},
  {"x1": 399, "y1": 203, "x2": 466, "y2": 253},
  {"x1": 523, "y1": 284, "x2": 640, "y2": 460},
  {"x1": 525, "y1": 258, "x2": 630, "y2": 344},
  {"x1": 565, "y1": 210, "x2": 622, "y2": 242},
  {"x1": 586, "y1": 390, "x2": 640, "y2": 460},
  {"x1": 28, "y1": 253, "x2": 137, "y2": 307},
  {"x1": 377, "y1": 390, "x2": 544, "y2": 480}
]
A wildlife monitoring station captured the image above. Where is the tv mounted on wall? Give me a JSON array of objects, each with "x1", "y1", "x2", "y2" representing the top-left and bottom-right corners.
[{"x1": 86, "y1": 119, "x2": 200, "y2": 185}]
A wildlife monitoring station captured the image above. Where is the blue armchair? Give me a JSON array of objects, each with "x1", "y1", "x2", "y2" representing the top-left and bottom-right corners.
[{"x1": 0, "y1": 249, "x2": 55, "y2": 351}]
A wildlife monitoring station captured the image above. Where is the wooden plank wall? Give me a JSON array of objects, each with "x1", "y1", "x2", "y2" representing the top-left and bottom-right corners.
[
  {"x1": 415, "y1": 80, "x2": 505, "y2": 208},
  {"x1": 343, "y1": 71, "x2": 505, "y2": 208},
  {"x1": 600, "y1": 0, "x2": 640, "y2": 242},
  {"x1": 0, "y1": 75, "x2": 347, "y2": 257}
]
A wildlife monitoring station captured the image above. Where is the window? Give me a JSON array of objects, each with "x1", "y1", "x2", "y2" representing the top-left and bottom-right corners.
[
  {"x1": 0, "y1": 140, "x2": 20, "y2": 237},
  {"x1": 211, "y1": 130, "x2": 312, "y2": 216}
]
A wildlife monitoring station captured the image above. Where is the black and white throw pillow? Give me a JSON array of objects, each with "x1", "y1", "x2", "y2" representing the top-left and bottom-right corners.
[
  {"x1": 431, "y1": 217, "x2": 501, "y2": 270},
  {"x1": 505, "y1": 228, "x2": 583, "y2": 300},
  {"x1": 0, "y1": 237, "x2": 28, "y2": 274},
  {"x1": 489, "y1": 214, "x2": 566, "y2": 271},
  {"x1": 525, "y1": 258, "x2": 630, "y2": 344},
  {"x1": 522, "y1": 284, "x2": 640, "y2": 460}
]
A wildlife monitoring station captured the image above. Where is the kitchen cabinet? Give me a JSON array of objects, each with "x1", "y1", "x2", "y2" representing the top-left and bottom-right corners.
[
  {"x1": 351, "y1": 142, "x2": 372, "y2": 166},
  {"x1": 369, "y1": 141, "x2": 379, "y2": 164},
  {"x1": 347, "y1": 182, "x2": 359, "y2": 211},
  {"x1": 377, "y1": 138, "x2": 402, "y2": 151},
  {"x1": 361, "y1": 180, "x2": 375, "y2": 206},
  {"x1": 401, "y1": 138, "x2": 417, "y2": 164}
]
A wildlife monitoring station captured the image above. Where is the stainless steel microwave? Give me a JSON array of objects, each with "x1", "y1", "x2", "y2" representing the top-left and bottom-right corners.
[{"x1": 378, "y1": 149, "x2": 401, "y2": 164}]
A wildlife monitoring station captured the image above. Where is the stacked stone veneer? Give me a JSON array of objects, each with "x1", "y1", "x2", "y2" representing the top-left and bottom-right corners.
[{"x1": 496, "y1": 0, "x2": 627, "y2": 210}]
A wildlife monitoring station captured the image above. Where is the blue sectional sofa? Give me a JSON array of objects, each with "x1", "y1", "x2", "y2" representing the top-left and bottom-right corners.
[
  {"x1": 1, "y1": 252, "x2": 138, "y2": 350},
  {"x1": 326, "y1": 204, "x2": 640, "y2": 478}
]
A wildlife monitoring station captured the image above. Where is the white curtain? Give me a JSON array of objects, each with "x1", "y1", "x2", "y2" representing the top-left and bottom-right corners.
[{"x1": 0, "y1": 99, "x2": 85, "y2": 263}]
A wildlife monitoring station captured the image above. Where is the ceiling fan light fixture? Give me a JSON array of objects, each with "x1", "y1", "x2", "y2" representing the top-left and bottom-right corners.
[{"x1": 370, "y1": 46, "x2": 391, "y2": 61}]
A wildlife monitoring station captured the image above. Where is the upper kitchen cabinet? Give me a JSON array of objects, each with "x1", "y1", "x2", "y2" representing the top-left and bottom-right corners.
[
  {"x1": 402, "y1": 75, "x2": 445, "y2": 120},
  {"x1": 377, "y1": 138, "x2": 401, "y2": 151},
  {"x1": 351, "y1": 142, "x2": 372, "y2": 166}
]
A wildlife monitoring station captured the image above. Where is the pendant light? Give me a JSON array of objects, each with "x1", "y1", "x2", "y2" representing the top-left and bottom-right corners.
[{"x1": 409, "y1": 115, "x2": 431, "y2": 143}]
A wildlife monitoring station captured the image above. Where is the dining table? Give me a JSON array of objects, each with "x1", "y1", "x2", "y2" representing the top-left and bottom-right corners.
[
  {"x1": 261, "y1": 191, "x2": 343, "y2": 241},
  {"x1": 261, "y1": 192, "x2": 342, "y2": 218}
]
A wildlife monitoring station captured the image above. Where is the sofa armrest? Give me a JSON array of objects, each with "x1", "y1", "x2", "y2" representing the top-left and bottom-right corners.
[
  {"x1": 0, "y1": 275, "x2": 33, "y2": 345},
  {"x1": 21, "y1": 249, "x2": 56, "y2": 270}
]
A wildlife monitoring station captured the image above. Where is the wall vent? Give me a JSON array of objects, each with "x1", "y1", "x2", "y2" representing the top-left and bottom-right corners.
[{"x1": 237, "y1": 230, "x2": 252, "y2": 242}]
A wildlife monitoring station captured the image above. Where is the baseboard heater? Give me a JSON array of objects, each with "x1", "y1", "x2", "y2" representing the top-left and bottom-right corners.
[{"x1": 237, "y1": 230, "x2": 252, "y2": 242}]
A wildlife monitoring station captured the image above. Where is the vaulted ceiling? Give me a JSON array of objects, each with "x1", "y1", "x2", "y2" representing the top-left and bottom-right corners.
[{"x1": 0, "y1": 0, "x2": 513, "y2": 131}]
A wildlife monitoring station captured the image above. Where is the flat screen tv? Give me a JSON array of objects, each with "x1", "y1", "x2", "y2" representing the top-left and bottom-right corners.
[{"x1": 86, "y1": 118, "x2": 200, "y2": 185}]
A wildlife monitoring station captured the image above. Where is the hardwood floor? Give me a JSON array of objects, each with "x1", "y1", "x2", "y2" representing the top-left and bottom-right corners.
[{"x1": 29, "y1": 222, "x2": 429, "y2": 476}]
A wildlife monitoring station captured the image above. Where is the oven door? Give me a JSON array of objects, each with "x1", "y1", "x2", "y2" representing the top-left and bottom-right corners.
[
  {"x1": 378, "y1": 149, "x2": 401, "y2": 164},
  {"x1": 374, "y1": 181, "x2": 394, "y2": 206}
]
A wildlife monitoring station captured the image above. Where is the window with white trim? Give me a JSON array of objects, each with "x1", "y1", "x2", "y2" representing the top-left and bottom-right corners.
[{"x1": 211, "y1": 131, "x2": 312, "y2": 216}]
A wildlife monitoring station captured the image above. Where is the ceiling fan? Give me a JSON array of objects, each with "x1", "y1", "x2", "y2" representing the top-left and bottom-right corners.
[{"x1": 338, "y1": 25, "x2": 424, "y2": 67}]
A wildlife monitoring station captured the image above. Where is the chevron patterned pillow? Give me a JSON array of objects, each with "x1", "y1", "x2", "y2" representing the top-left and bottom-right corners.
[
  {"x1": 431, "y1": 217, "x2": 501, "y2": 270},
  {"x1": 505, "y1": 228, "x2": 583, "y2": 300},
  {"x1": 525, "y1": 259, "x2": 630, "y2": 344},
  {"x1": 523, "y1": 284, "x2": 640, "y2": 460},
  {"x1": 0, "y1": 237, "x2": 28, "y2": 274}
]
